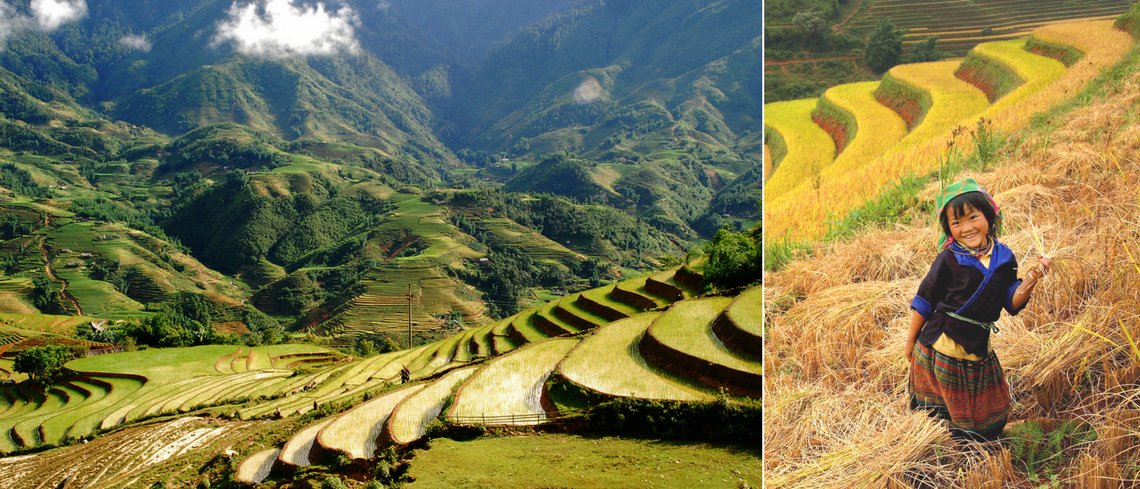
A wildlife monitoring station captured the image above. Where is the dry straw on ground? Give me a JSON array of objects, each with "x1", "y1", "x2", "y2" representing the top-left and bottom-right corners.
[{"x1": 765, "y1": 67, "x2": 1140, "y2": 486}]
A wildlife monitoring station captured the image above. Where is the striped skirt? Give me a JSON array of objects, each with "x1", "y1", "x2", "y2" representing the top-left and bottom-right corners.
[{"x1": 909, "y1": 342, "x2": 1010, "y2": 441}]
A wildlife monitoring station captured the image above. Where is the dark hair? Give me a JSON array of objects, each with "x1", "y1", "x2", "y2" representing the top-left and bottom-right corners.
[{"x1": 939, "y1": 191, "x2": 998, "y2": 240}]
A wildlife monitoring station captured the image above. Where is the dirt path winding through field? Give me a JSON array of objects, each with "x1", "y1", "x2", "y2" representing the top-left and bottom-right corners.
[{"x1": 37, "y1": 214, "x2": 83, "y2": 316}]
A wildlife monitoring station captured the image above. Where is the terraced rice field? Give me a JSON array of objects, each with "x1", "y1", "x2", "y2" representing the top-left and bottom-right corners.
[
  {"x1": 316, "y1": 384, "x2": 426, "y2": 459},
  {"x1": 882, "y1": 60, "x2": 990, "y2": 147},
  {"x1": 235, "y1": 447, "x2": 280, "y2": 484},
  {"x1": 819, "y1": 81, "x2": 908, "y2": 176},
  {"x1": 278, "y1": 418, "x2": 332, "y2": 468},
  {"x1": 385, "y1": 366, "x2": 477, "y2": 445},
  {"x1": 765, "y1": 20, "x2": 1131, "y2": 241},
  {"x1": 613, "y1": 276, "x2": 670, "y2": 309},
  {"x1": 0, "y1": 314, "x2": 93, "y2": 336},
  {"x1": 0, "y1": 416, "x2": 243, "y2": 488},
  {"x1": 763, "y1": 98, "x2": 836, "y2": 202},
  {"x1": 477, "y1": 217, "x2": 584, "y2": 265},
  {"x1": 558, "y1": 313, "x2": 710, "y2": 401},
  {"x1": 578, "y1": 285, "x2": 640, "y2": 319},
  {"x1": 969, "y1": 40, "x2": 1067, "y2": 111},
  {"x1": 642, "y1": 297, "x2": 761, "y2": 398},
  {"x1": 331, "y1": 191, "x2": 485, "y2": 335},
  {"x1": 448, "y1": 338, "x2": 579, "y2": 426},
  {"x1": 720, "y1": 286, "x2": 762, "y2": 358},
  {"x1": 845, "y1": 0, "x2": 1131, "y2": 53}
]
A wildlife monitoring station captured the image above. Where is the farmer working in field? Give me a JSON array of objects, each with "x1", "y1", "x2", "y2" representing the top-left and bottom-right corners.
[{"x1": 906, "y1": 178, "x2": 1051, "y2": 441}]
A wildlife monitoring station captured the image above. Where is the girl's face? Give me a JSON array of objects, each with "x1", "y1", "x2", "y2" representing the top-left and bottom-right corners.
[{"x1": 947, "y1": 203, "x2": 989, "y2": 249}]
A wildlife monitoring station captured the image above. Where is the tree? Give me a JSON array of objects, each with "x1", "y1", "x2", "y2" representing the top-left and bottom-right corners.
[
  {"x1": 702, "y1": 228, "x2": 761, "y2": 291},
  {"x1": 907, "y1": 36, "x2": 942, "y2": 63},
  {"x1": 793, "y1": 10, "x2": 830, "y2": 48},
  {"x1": 14, "y1": 345, "x2": 85, "y2": 384},
  {"x1": 865, "y1": 19, "x2": 904, "y2": 73}
]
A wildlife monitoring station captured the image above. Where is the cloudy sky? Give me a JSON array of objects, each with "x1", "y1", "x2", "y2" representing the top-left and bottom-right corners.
[{"x1": 0, "y1": 0, "x2": 364, "y2": 58}]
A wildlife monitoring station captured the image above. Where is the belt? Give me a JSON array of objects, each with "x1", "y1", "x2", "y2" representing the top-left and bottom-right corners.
[{"x1": 945, "y1": 311, "x2": 999, "y2": 334}]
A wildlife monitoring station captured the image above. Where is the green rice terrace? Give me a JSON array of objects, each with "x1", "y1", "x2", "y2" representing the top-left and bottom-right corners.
[{"x1": 0, "y1": 267, "x2": 760, "y2": 487}]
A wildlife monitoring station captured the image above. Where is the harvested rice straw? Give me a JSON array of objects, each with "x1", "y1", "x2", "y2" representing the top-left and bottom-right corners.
[
  {"x1": 1066, "y1": 388, "x2": 1140, "y2": 487},
  {"x1": 772, "y1": 230, "x2": 931, "y2": 296},
  {"x1": 769, "y1": 280, "x2": 911, "y2": 385},
  {"x1": 765, "y1": 381, "x2": 955, "y2": 488}
]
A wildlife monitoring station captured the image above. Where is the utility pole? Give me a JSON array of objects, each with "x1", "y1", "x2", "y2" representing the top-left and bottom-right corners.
[{"x1": 406, "y1": 283, "x2": 414, "y2": 348}]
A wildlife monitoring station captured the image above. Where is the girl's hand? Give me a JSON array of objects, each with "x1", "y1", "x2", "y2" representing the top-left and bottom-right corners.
[
  {"x1": 1032, "y1": 256, "x2": 1052, "y2": 281},
  {"x1": 905, "y1": 341, "x2": 915, "y2": 363}
]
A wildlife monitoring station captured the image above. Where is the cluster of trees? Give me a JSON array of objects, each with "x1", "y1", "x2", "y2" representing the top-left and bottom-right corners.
[
  {"x1": 163, "y1": 170, "x2": 389, "y2": 270},
  {"x1": 0, "y1": 85, "x2": 52, "y2": 124},
  {"x1": 0, "y1": 120, "x2": 75, "y2": 156},
  {"x1": 31, "y1": 275, "x2": 64, "y2": 314},
  {"x1": 0, "y1": 163, "x2": 49, "y2": 198},
  {"x1": 441, "y1": 188, "x2": 683, "y2": 267},
  {"x1": 159, "y1": 137, "x2": 287, "y2": 173},
  {"x1": 456, "y1": 247, "x2": 584, "y2": 318},
  {"x1": 702, "y1": 226, "x2": 761, "y2": 291},
  {"x1": 13, "y1": 345, "x2": 86, "y2": 385},
  {"x1": 77, "y1": 294, "x2": 286, "y2": 348}
]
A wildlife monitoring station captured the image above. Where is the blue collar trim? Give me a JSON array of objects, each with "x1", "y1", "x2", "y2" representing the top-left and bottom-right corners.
[
  {"x1": 950, "y1": 240, "x2": 1013, "y2": 272},
  {"x1": 951, "y1": 239, "x2": 1014, "y2": 316}
]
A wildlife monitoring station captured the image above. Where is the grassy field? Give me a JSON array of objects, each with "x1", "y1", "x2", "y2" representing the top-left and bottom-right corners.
[{"x1": 406, "y1": 434, "x2": 760, "y2": 489}]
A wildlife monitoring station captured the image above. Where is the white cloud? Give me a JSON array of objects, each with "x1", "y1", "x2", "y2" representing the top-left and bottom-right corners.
[
  {"x1": 212, "y1": 0, "x2": 360, "y2": 58},
  {"x1": 0, "y1": 3, "x2": 29, "y2": 45},
  {"x1": 119, "y1": 33, "x2": 150, "y2": 51},
  {"x1": 29, "y1": 0, "x2": 86, "y2": 31},
  {"x1": 0, "y1": 0, "x2": 85, "y2": 48},
  {"x1": 574, "y1": 77, "x2": 603, "y2": 104}
]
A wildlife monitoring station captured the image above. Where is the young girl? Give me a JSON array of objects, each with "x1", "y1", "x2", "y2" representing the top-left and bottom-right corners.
[{"x1": 906, "y1": 178, "x2": 1050, "y2": 441}]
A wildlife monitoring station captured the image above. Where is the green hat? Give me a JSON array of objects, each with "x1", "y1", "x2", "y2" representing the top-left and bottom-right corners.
[{"x1": 935, "y1": 178, "x2": 1002, "y2": 249}]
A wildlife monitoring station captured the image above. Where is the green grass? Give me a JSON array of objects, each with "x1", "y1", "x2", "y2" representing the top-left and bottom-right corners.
[
  {"x1": 558, "y1": 313, "x2": 710, "y2": 401},
  {"x1": 67, "y1": 345, "x2": 240, "y2": 382},
  {"x1": 405, "y1": 434, "x2": 761, "y2": 489}
]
